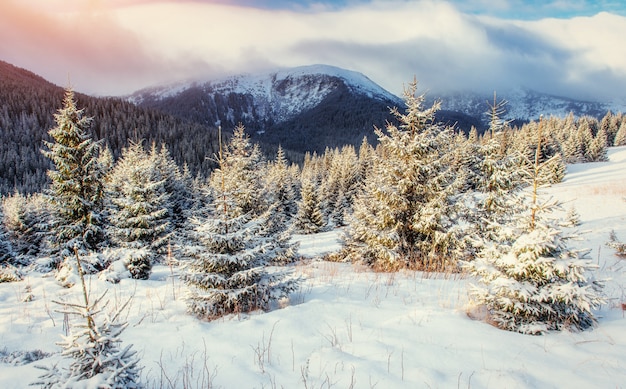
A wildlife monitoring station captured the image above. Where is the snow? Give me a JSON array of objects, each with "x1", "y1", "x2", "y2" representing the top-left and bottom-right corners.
[
  {"x1": 130, "y1": 64, "x2": 401, "y2": 123},
  {"x1": 3, "y1": 148, "x2": 626, "y2": 388},
  {"x1": 438, "y1": 87, "x2": 624, "y2": 123}
]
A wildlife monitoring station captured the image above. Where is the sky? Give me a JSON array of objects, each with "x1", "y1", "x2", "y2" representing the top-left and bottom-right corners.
[{"x1": 1, "y1": 0, "x2": 626, "y2": 101}]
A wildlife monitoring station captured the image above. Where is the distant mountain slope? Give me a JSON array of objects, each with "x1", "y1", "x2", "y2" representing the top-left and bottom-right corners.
[
  {"x1": 131, "y1": 64, "x2": 401, "y2": 123},
  {"x1": 131, "y1": 64, "x2": 488, "y2": 153},
  {"x1": 130, "y1": 65, "x2": 406, "y2": 153},
  {"x1": 0, "y1": 60, "x2": 219, "y2": 194},
  {"x1": 433, "y1": 88, "x2": 620, "y2": 127},
  {"x1": 133, "y1": 65, "x2": 618, "y2": 153}
]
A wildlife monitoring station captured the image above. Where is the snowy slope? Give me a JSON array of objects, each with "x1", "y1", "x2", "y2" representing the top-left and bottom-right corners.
[{"x1": 2, "y1": 149, "x2": 626, "y2": 388}]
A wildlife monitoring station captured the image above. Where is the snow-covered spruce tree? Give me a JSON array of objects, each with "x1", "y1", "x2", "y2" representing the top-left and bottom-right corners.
[
  {"x1": 106, "y1": 141, "x2": 171, "y2": 279},
  {"x1": 294, "y1": 169, "x2": 325, "y2": 234},
  {"x1": 181, "y1": 135, "x2": 298, "y2": 320},
  {"x1": 323, "y1": 145, "x2": 360, "y2": 227},
  {"x1": 454, "y1": 129, "x2": 483, "y2": 192},
  {"x1": 344, "y1": 79, "x2": 464, "y2": 271},
  {"x1": 356, "y1": 136, "x2": 375, "y2": 179},
  {"x1": 0, "y1": 205, "x2": 20, "y2": 282},
  {"x1": 2, "y1": 193, "x2": 50, "y2": 261},
  {"x1": 256, "y1": 146, "x2": 300, "y2": 265},
  {"x1": 587, "y1": 127, "x2": 608, "y2": 162},
  {"x1": 0, "y1": 206, "x2": 15, "y2": 265},
  {"x1": 262, "y1": 145, "x2": 299, "y2": 235},
  {"x1": 614, "y1": 121, "x2": 626, "y2": 146},
  {"x1": 34, "y1": 250, "x2": 142, "y2": 388},
  {"x1": 150, "y1": 143, "x2": 194, "y2": 231},
  {"x1": 209, "y1": 124, "x2": 266, "y2": 217},
  {"x1": 466, "y1": 118, "x2": 605, "y2": 335},
  {"x1": 42, "y1": 88, "x2": 106, "y2": 268},
  {"x1": 466, "y1": 95, "x2": 526, "y2": 245}
]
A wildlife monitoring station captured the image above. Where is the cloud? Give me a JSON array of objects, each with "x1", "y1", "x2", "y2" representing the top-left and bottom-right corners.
[
  {"x1": 0, "y1": 0, "x2": 223, "y2": 95},
  {"x1": 1, "y1": 0, "x2": 626, "y2": 102}
]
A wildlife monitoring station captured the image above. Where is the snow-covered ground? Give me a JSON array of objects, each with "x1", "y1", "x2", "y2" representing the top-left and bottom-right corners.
[{"x1": 2, "y1": 148, "x2": 626, "y2": 388}]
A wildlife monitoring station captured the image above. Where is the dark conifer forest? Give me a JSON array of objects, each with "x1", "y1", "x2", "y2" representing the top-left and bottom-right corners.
[{"x1": 0, "y1": 60, "x2": 220, "y2": 194}]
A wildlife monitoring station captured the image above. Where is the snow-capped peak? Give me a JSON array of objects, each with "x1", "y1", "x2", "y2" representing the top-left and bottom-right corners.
[{"x1": 130, "y1": 64, "x2": 401, "y2": 125}]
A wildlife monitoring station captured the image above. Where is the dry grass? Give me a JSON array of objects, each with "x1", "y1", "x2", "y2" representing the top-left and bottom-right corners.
[{"x1": 588, "y1": 180, "x2": 626, "y2": 196}]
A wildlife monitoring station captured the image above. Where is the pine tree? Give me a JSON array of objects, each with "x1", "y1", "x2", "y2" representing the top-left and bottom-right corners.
[
  {"x1": 344, "y1": 79, "x2": 463, "y2": 271},
  {"x1": 263, "y1": 145, "x2": 299, "y2": 235},
  {"x1": 150, "y1": 143, "x2": 193, "y2": 231},
  {"x1": 613, "y1": 121, "x2": 626, "y2": 146},
  {"x1": 42, "y1": 88, "x2": 106, "y2": 258},
  {"x1": 34, "y1": 250, "x2": 142, "y2": 388},
  {"x1": 357, "y1": 136, "x2": 375, "y2": 183},
  {"x1": 319, "y1": 146, "x2": 361, "y2": 227},
  {"x1": 181, "y1": 136, "x2": 298, "y2": 320},
  {"x1": 599, "y1": 111, "x2": 618, "y2": 146},
  {"x1": 463, "y1": 96, "x2": 525, "y2": 253},
  {"x1": 578, "y1": 117, "x2": 595, "y2": 162},
  {"x1": 0, "y1": 206, "x2": 15, "y2": 265},
  {"x1": 562, "y1": 130, "x2": 585, "y2": 164},
  {"x1": 0, "y1": 205, "x2": 20, "y2": 282},
  {"x1": 1, "y1": 193, "x2": 50, "y2": 261},
  {"x1": 209, "y1": 124, "x2": 266, "y2": 217},
  {"x1": 466, "y1": 118, "x2": 604, "y2": 335},
  {"x1": 294, "y1": 169, "x2": 325, "y2": 234},
  {"x1": 587, "y1": 127, "x2": 608, "y2": 162},
  {"x1": 454, "y1": 130, "x2": 483, "y2": 192},
  {"x1": 106, "y1": 141, "x2": 171, "y2": 279}
]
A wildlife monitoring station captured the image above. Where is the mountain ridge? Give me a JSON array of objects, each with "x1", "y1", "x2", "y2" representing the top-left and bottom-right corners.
[
  {"x1": 131, "y1": 64, "x2": 624, "y2": 138},
  {"x1": 129, "y1": 64, "x2": 407, "y2": 154},
  {"x1": 434, "y1": 87, "x2": 621, "y2": 127}
]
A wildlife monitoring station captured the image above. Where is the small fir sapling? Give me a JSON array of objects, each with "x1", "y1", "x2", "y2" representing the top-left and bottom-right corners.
[
  {"x1": 34, "y1": 248, "x2": 143, "y2": 388},
  {"x1": 607, "y1": 230, "x2": 626, "y2": 256}
]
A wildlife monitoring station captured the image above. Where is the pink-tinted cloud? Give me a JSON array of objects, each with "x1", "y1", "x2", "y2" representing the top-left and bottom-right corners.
[
  {"x1": 2, "y1": 0, "x2": 626, "y2": 101},
  {"x1": 0, "y1": 0, "x2": 221, "y2": 95}
]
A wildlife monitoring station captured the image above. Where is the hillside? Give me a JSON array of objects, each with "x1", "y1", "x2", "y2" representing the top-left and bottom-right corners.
[
  {"x1": 434, "y1": 87, "x2": 621, "y2": 126},
  {"x1": 131, "y1": 65, "x2": 484, "y2": 154},
  {"x1": 0, "y1": 60, "x2": 220, "y2": 194},
  {"x1": 1, "y1": 147, "x2": 625, "y2": 388}
]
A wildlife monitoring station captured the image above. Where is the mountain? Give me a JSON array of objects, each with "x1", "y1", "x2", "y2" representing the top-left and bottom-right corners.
[
  {"x1": 131, "y1": 65, "x2": 619, "y2": 153},
  {"x1": 130, "y1": 65, "x2": 481, "y2": 153},
  {"x1": 132, "y1": 65, "x2": 401, "y2": 123},
  {"x1": 433, "y1": 88, "x2": 621, "y2": 128},
  {"x1": 0, "y1": 60, "x2": 220, "y2": 194},
  {"x1": 130, "y1": 64, "x2": 407, "y2": 154}
]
